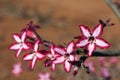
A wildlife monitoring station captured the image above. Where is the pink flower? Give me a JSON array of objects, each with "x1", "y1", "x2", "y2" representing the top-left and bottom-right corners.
[
  {"x1": 76, "y1": 24, "x2": 110, "y2": 56},
  {"x1": 38, "y1": 72, "x2": 51, "y2": 80},
  {"x1": 53, "y1": 41, "x2": 75, "y2": 72},
  {"x1": 10, "y1": 32, "x2": 29, "y2": 58},
  {"x1": 110, "y1": 57, "x2": 118, "y2": 64},
  {"x1": 21, "y1": 21, "x2": 40, "y2": 40},
  {"x1": 47, "y1": 44, "x2": 60, "y2": 61},
  {"x1": 12, "y1": 62, "x2": 23, "y2": 77},
  {"x1": 99, "y1": 67, "x2": 111, "y2": 78},
  {"x1": 85, "y1": 61, "x2": 95, "y2": 73},
  {"x1": 23, "y1": 40, "x2": 45, "y2": 69},
  {"x1": 98, "y1": 57, "x2": 106, "y2": 66},
  {"x1": 45, "y1": 44, "x2": 60, "y2": 71}
]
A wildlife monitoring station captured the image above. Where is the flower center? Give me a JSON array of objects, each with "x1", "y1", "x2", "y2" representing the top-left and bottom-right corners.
[
  {"x1": 64, "y1": 53, "x2": 70, "y2": 59},
  {"x1": 88, "y1": 36, "x2": 95, "y2": 44},
  {"x1": 32, "y1": 51, "x2": 37, "y2": 57},
  {"x1": 20, "y1": 42, "x2": 23, "y2": 47},
  {"x1": 51, "y1": 55, "x2": 55, "y2": 60}
]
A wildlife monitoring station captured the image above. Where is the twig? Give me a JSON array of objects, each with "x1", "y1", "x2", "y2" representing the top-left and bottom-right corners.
[
  {"x1": 92, "y1": 50, "x2": 120, "y2": 57},
  {"x1": 105, "y1": 0, "x2": 120, "y2": 19}
]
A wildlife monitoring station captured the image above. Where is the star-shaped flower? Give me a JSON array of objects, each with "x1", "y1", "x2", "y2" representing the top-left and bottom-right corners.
[
  {"x1": 10, "y1": 32, "x2": 29, "y2": 58},
  {"x1": 76, "y1": 24, "x2": 110, "y2": 56},
  {"x1": 12, "y1": 62, "x2": 23, "y2": 77},
  {"x1": 38, "y1": 72, "x2": 51, "y2": 80},
  {"x1": 53, "y1": 41, "x2": 75, "y2": 72},
  {"x1": 45, "y1": 44, "x2": 60, "y2": 71},
  {"x1": 23, "y1": 40, "x2": 45, "y2": 69}
]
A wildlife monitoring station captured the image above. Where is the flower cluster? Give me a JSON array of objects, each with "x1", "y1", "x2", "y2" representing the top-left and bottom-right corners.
[{"x1": 10, "y1": 20, "x2": 111, "y2": 75}]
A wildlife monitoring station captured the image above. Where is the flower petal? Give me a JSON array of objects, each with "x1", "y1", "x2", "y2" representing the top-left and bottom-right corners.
[
  {"x1": 30, "y1": 56, "x2": 37, "y2": 69},
  {"x1": 10, "y1": 44, "x2": 20, "y2": 50},
  {"x1": 54, "y1": 47, "x2": 66, "y2": 55},
  {"x1": 47, "y1": 53, "x2": 52, "y2": 58},
  {"x1": 53, "y1": 56, "x2": 65, "y2": 64},
  {"x1": 66, "y1": 41, "x2": 75, "y2": 54},
  {"x1": 50, "y1": 44, "x2": 55, "y2": 56},
  {"x1": 51, "y1": 64, "x2": 55, "y2": 71},
  {"x1": 27, "y1": 31, "x2": 36, "y2": 38},
  {"x1": 16, "y1": 48, "x2": 23, "y2": 58},
  {"x1": 96, "y1": 38, "x2": 110, "y2": 48},
  {"x1": 23, "y1": 54, "x2": 33, "y2": 60},
  {"x1": 21, "y1": 32, "x2": 26, "y2": 42},
  {"x1": 80, "y1": 25, "x2": 91, "y2": 38},
  {"x1": 36, "y1": 52, "x2": 45, "y2": 59},
  {"x1": 69, "y1": 55, "x2": 75, "y2": 61},
  {"x1": 92, "y1": 24, "x2": 103, "y2": 37},
  {"x1": 23, "y1": 43, "x2": 29, "y2": 50},
  {"x1": 34, "y1": 40, "x2": 39, "y2": 51},
  {"x1": 87, "y1": 43, "x2": 96, "y2": 56},
  {"x1": 76, "y1": 39, "x2": 88, "y2": 47},
  {"x1": 64, "y1": 60, "x2": 72, "y2": 73},
  {"x1": 13, "y1": 34, "x2": 21, "y2": 43}
]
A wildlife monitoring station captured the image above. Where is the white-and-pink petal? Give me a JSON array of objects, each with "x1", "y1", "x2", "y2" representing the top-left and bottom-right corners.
[
  {"x1": 76, "y1": 39, "x2": 88, "y2": 47},
  {"x1": 34, "y1": 41, "x2": 39, "y2": 51},
  {"x1": 96, "y1": 38, "x2": 110, "y2": 48},
  {"x1": 23, "y1": 54, "x2": 33, "y2": 60},
  {"x1": 23, "y1": 43, "x2": 29, "y2": 49},
  {"x1": 51, "y1": 64, "x2": 55, "y2": 71},
  {"x1": 36, "y1": 52, "x2": 45, "y2": 59},
  {"x1": 53, "y1": 56, "x2": 65, "y2": 64},
  {"x1": 54, "y1": 47, "x2": 66, "y2": 55},
  {"x1": 16, "y1": 48, "x2": 22, "y2": 58},
  {"x1": 92, "y1": 24, "x2": 103, "y2": 37},
  {"x1": 13, "y1": 34, "x2": 21, "y2": 43},
  {"x1": 21, "y1": 32, "x2": 26, "y2": 42},
  {"x1": 47, "y1": 53, "x2": 53, "y2": 58},
  {"x1": 51, "y1": 45, "x2": 55, "y2": 56},
  {"x1": 80, "y1": 25, "x2": 91, "y2": 38},
  {"x1": 69, "y1": 55, "x2": 75, "y2": 61},
  {"x1": 30, "y1": 56, "x2": 37, "y2": 69},
  {"x1": 87, "y1": 43, "x2": 96, "y2": 56},
  {"x1": 10, "y1": 44, "x2": 20, "y2": 50},
  {"x1": 66, "y1": 41, "x2": 75, "y2": 54},
  {"x1": 64, "y1": 60, "x2": 71, "y2": 72}
]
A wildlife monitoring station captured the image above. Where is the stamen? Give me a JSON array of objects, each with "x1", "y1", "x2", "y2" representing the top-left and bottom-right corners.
[
  {"x1": 20, "y1": 42, "x2": 23, "y2": 47},
  {"x1": 88, "y1": 36, "x2": 95, "y2": 44},
  {"x1": 64, "y1": 53, "x2": 70, "y2": 59}
]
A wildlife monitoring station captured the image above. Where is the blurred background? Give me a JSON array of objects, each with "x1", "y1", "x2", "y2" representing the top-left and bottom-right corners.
[{"x1": 0, "y1": 0, "x2": 120, "y2": 80}]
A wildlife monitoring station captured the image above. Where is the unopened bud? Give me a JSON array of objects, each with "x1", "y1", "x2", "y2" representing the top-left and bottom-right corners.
[{"x1": 44, "y1": 59, "x2": 52, "y2": 67}]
